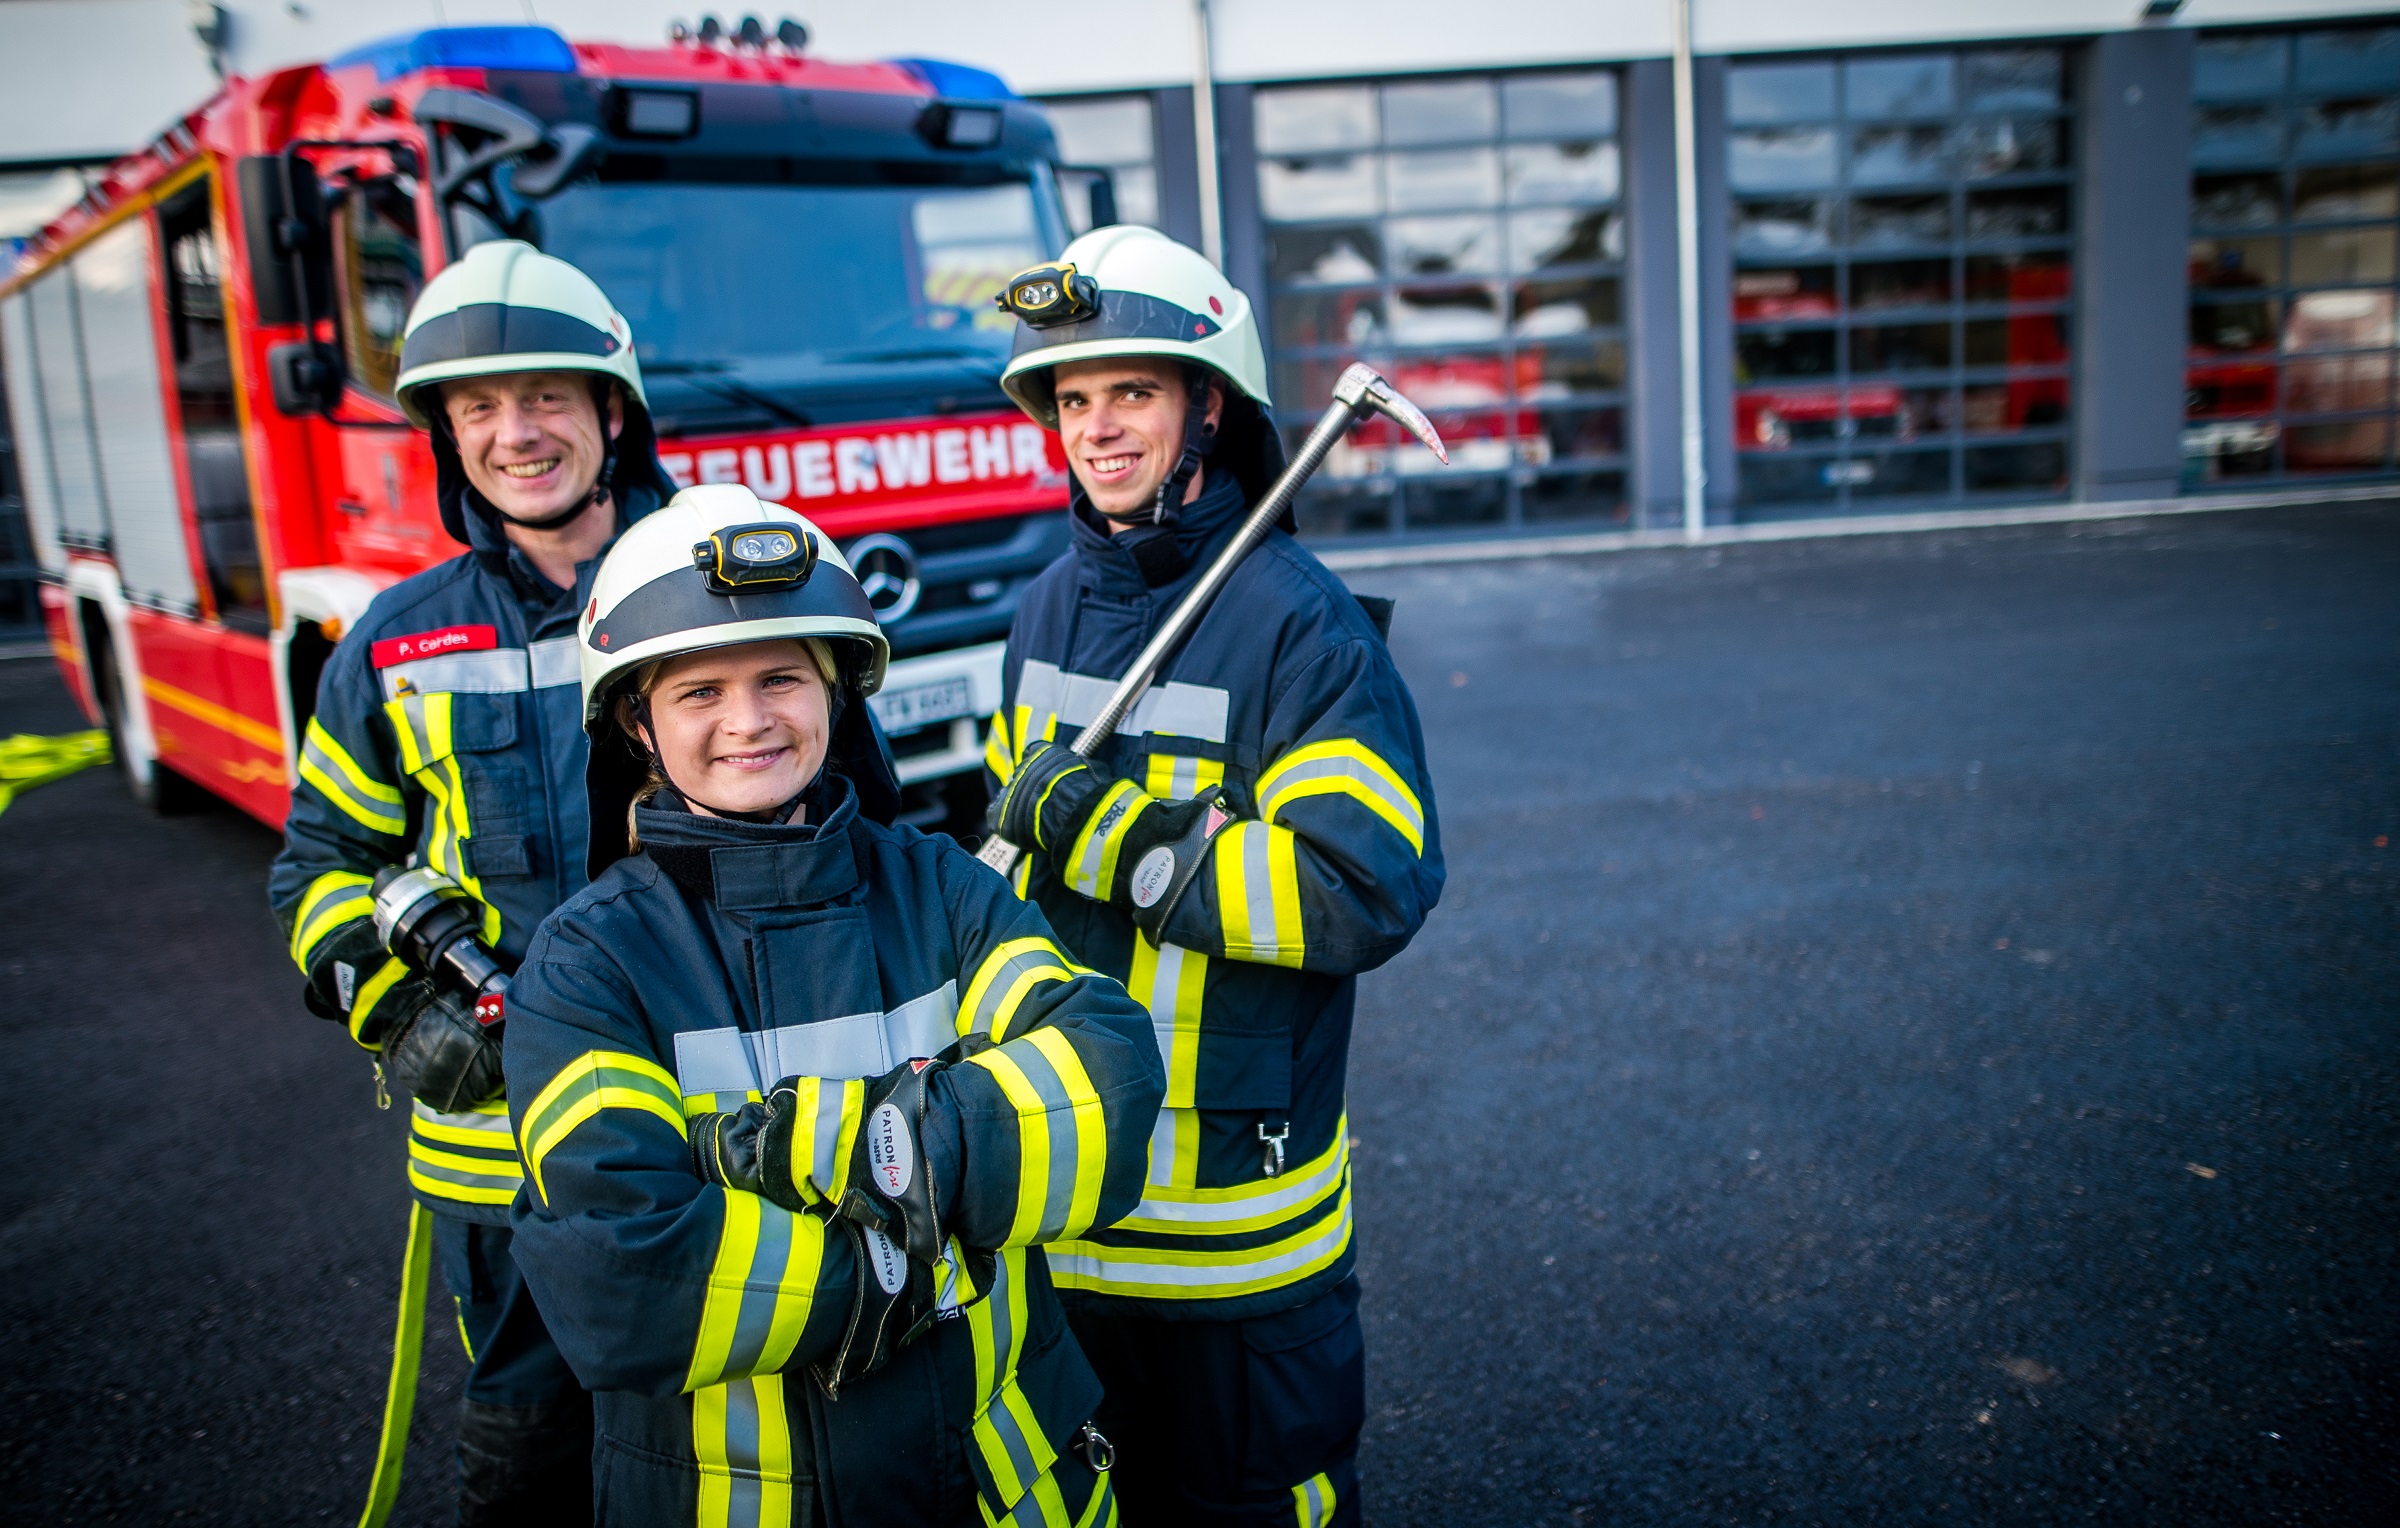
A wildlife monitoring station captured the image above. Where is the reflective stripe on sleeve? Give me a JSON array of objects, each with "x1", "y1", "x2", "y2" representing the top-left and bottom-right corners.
[
  {"x1": 686, "y1": 1190, "x2": 828, "y2": 1393},
  {"x1": 960, "y1": 936, "x2": 1083, "y2": 1041},
  {"x1": 1214, "y1": 821, "x2": 1304, "y2": 969},
  {"x1": 348, "y1": 956, "x2": 412, "y2": 1048},
  {"x1": 692, "y1": 1372, "x2": 799, "y2": 1528},
  {"x1": 407, "y1": 1099, "x2": 523, "y2": 1207},
  {"x1": 1062, "y1": 778, "x2": 1149, "y2": 900},
  {"x1": 383, "y1": 693, "x2": 501, "y2": 947},
  {"x1": 1124, "y1": 937, "x2": 1206, "y2": 1113},
  {"x1": 1292, "y1": 1472, "x2": 1339, "y2": 1528},
  {"x1": 1256, "y1": 738, "x2": 1425, "y2": 855},
  {"x1": 780, "y1": 1076, "x2": 865, "y2": 1208},
  {"x1": 517, "y1": 1050, "x2": 686, "y2": 1205},
  {"x1": 1142, "y1": 752, "x2": 1225, "y2": 803},
  {"x1": 289, "y1": 869, "x2": 374, "y2": 970},
  {"x1": 967, "y1": 1028, "x2": 1108, "y2": 1245},
  {"x1": 296, "y1": 718, "x2": 405, "y2": 837},
  {"x1": 985, "y1": 706, "x2": 1015, "y2": 784}
]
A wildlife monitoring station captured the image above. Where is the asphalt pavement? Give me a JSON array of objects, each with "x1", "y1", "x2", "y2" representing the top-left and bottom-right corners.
[{"x1": 2, "y1": 502, "x2": 2394, "y2": 1525}]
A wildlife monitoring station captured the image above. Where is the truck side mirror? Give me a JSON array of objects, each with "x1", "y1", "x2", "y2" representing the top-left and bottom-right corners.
[
  {"x1": 236, "y1": 155, "x2": 328, "y2": 328},
  {"x1": 268, "y1": 341, "x2": 343, "y2": 416}
]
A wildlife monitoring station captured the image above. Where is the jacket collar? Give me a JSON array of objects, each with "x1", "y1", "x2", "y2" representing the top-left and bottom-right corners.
[
  {"x1": 1067, "y1": 466, "x2": 1248, "y2": 599},
  {"x1": 633, "y1": 775, "x2": 862, "y2": 911}
]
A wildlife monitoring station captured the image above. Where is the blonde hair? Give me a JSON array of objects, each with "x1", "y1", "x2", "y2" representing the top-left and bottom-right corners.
[{"x1": 621, "y1": 637, "x2": 842, "y2": 845}]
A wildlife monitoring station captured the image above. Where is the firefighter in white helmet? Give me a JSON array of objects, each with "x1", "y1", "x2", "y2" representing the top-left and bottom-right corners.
[
  {"x1": 496, "y1": 483, "x2": 1164, "y2": 1523},
  {"x1": 267, "y1": 240, "x2": 676, "y2": 1523},
  {"x1": 983, "y1": 226, "x2": 1445, "y2": 1525}
]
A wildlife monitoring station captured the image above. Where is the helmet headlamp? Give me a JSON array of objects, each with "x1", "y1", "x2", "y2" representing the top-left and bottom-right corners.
[
  {"x1": 996, "y1": 262, "x2": 1100, "y2": 329},
  {"x1": 692, "y1": 522, "x2": 816, "y2": 594}
]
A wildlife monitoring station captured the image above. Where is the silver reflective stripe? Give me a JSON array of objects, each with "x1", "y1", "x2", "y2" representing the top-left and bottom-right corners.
[
  {"x1": 379, "y1": 646, "x2": 528, "y2": 700},
  {"x1": 672, "y1": 981, "x2": 961, "y2": 1093},
  {"x1": 1235, "y1": 826, "x2": 1291, "y2": 964},
  {"x1": 529, "y1": 635, "x2": 581, "y2": 689},
  {"x1": 415, "y1": 1100, "x2": 514, "y2": 1136},
  {"x1": 1261, "y1": 752, "x2": 1423, "y2": 841},
  {"x1": 1125, "y1": 1126, "x2": 1345, "y2": 1226},
  {"x1": 1017, "y1": 659, "x2": 1229, "y2": 743},
  {"x1": 1004, "y1": 1038, "x2": 1083, "y2": 1240},
  {"x1": 1047, "y1": 1194, "x2": 1353, "y2": 1290},
  {"x1": 1146, "y1": 1107, "x2": 1184, "y2": 1188}
]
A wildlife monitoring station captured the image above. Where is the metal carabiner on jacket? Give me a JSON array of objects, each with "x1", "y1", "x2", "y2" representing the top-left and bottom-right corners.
[
  {"x1": 1076, "y1": 1422, "x2": 1116, "y2": 1472},
  {"x1": 1258, "y1": 1117, "x2": 1289, "y2": 1178}
]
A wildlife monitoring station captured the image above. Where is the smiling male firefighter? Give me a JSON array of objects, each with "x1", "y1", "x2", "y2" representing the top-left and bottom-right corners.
[
  {"x1": 266, "y1": 241, "x2": 674, "y2": 1524},
  {"x1": 984, "y1": 225, "x2": 1446, "y2": 1526}
]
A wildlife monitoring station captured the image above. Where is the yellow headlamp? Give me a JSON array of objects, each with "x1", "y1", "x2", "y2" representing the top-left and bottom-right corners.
[
  {"x1": 995, "y1": 262, "x2": 1100, "y2": 329},
  {"x1": 691, "y1": 522, "x2": 817, "y2": 594}
]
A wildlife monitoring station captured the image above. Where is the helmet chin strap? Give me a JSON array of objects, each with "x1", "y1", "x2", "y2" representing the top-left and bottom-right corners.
[
  {"x1": 1093, "y1": 366, "x2": 1220, "y2": 528},
  {"x1": 447, "y1": 377, "x2": 621, "y2": 533}
]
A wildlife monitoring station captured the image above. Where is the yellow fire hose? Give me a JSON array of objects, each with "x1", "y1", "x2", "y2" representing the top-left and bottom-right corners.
[
  {"x1": 0, "y1": 730, "x2": 111, "y2": 815},
  {"x1": 358, "y1": 1202, "x2": 435, "y2": 1528}
]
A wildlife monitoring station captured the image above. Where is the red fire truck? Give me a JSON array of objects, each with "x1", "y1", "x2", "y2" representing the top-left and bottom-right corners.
[{"x1": 2, "y1": 24, "x2": 1090, "y2": 827}]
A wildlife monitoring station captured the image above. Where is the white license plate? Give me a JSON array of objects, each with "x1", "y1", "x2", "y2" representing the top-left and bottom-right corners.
[{"x1": 870, "y1": 675, "x2": 974, "y2": 734}]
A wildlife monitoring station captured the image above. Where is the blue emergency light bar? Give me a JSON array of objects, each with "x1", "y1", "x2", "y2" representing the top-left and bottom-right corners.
[
  {"x1": 329, "y1": 26, "x2": 579, "y2": 82},
  {"x1": 892, "y1": 58, "x2": 1017, "y2": 101}
]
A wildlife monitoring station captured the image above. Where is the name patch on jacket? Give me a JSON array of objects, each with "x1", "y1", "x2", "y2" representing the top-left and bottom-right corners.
[
  {"x1": 375, "y1": 634, "x2": 581, "y2": 701},
  {"x1": 372, "y1": 625, "x2": 497, "y2": 668}
]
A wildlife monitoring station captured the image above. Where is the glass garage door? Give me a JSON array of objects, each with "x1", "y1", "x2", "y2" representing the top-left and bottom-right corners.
[{"x1": 1725, "y1": 48, "x2": 2078, "y2": 516}]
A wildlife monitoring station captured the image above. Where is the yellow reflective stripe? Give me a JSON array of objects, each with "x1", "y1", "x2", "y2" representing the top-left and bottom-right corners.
[
  {"x1": 1143, "y1": 1107, "x2": 1203, "y2": 1193},
  {"x1": 1024, "y1": 757, "x2": 1087, "y2": 850},
  {"x1": 1078, "y1": 1473, "x2": 1117, "y2": 1528},
  {"x1": 349, "y1": 956, "x2": 411, "y2": 1048},
  {"x1": 1112, "y1": 1119, "x2": 1348, "y2": 1235},
  {"x1": 517, "y1": 1050, "x2": 686, "y2": 1205},
  {"x1": 1214, "y1": 821, "x2": 1305, "y2": 969},
  {"x1": 692, "y1": 1374, "x2": 797, "y2": 1527},
  {"x1": 297, "y1": 748, "x2": 406, "y2": 838},
  {"x1": 985, "y1": 707, "x2": 1015, "y2": 783},
  {"x1": 289, "y1": 870, "x2": 374, "y2": 969},
  {"x1": 1047, "y1": 1187, "x2": 1354, "y2": 1300},
  {"x1": 1257, "y1": 738, "x2": 1424, "y2": 854},
  {"x1": 1024, "y1": 1027, "x2": 1109, "y2": 1241},
  {"x1": 407, "y1": 1141, "x2": 521, "y2": 1178},
  {"x1": 965, "y1": 1252, "x2": 1058, "y2": 1516},
  {"x1": 404, "y1": 1167, "x2": 519, "y2": 1206},
  {"x1": 1292, "y1": 1471, "x2": 1338, "y2": 1528},
  {"x1": 1142, "y1": 753, "x2": 1226, "y2": 802},
  {"x1": 299, "y1": 714, "x2": 402, "y2": 802},
  {"x1": 961, "y1": 936, "x2": 1081, "y2": 1041},
  {"x1": 1062, "y1": 779, "x2": 1149, "y2": 899},
  {"x1": 969, "y1": 1046, "x2": 1054, "y2": 1248},
  {"x1": 992, "y1": 1466, "x2": 1075, "y2": 1528},
  {"x1": 1125, "y1": 936, "x2": 1206, "y2": 1112},
  {"x1": 781, "y1": 1075, "x2": 863, "y2": 1208},
  {"x1": 687, "y1": 1190, "x2": 828, "y2": 1394}
]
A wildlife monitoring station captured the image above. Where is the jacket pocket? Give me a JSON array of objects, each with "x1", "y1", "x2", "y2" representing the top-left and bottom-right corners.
[
  {"x1": 1190, "y1": 1025, "x2": 1291, "y2": 1112},
  {"x1": 956, "y1": 1267, "x2": 1103, "y2": 1523}
]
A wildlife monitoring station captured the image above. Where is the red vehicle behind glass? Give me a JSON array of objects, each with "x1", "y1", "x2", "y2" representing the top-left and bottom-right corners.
[{"x1": 2, "y1": 25, "x2": 1081, "y2": 825}]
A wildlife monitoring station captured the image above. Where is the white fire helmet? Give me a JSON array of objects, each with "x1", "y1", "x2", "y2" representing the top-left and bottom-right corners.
[
  {"x1": 577, "y1": 484, "x2": 890, "y2": 734},
  {"x1": 394, "y1": 239, "x2": 649, "y2": 429},
  {"x1": 996, "y1": 226, "x2": 1271, "y2": 428}
]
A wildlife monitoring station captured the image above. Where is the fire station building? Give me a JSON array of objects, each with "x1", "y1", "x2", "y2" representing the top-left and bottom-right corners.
[{"x1": 3, "y1": 0, "x2": 2398, "y2": 593}]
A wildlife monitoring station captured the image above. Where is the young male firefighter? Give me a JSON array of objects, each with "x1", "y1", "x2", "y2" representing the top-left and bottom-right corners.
[
  {"x1": 266, "y1": 241, "x2": 676, "y2": 1523},
  {"x1": 983, "y1": 226, "x2": 1445, "y2": 1526},
  {"x1": 499, "y1": 483, "x2": 1162, "y2": 1524}
]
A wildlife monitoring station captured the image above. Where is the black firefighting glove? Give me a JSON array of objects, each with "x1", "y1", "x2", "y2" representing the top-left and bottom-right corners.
[
  {"x1": 380, "y1": 986, "x2": 506, "y2": 1112},
  {"x1": 1111, "y1": 786, "x2": 1240, "y2": 942},
  {"x1": 834, "y1": 1055, "x2": 957, "y2": 1267},
  {"x1": 811, "y1": 1213, "x2": 937, "y2": 1399},
  {"x1": 986, "y1": 738, "x2": 1109, "y2": 857},
  {"x1": 300, "y1": 918, "x2": 393, "y2": 1024},
  {"x1": 690, "y1": 1078, "x2": 812, "y2": 1213}
]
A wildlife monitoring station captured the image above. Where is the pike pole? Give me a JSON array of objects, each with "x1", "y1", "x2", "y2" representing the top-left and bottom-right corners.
[{"x1": 977, "y1": 361, "x2": 1449, "y2": 878}]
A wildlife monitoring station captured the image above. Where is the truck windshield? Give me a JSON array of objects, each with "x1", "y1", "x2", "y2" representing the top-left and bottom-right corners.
[{"x1": 515, "y1": 177, "x2": 1053, "y2": 423}]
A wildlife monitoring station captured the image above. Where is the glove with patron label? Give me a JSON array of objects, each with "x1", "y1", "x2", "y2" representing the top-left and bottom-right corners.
[{"x1": 987, "y1": 737, "x2": 1109, "y2": 859}]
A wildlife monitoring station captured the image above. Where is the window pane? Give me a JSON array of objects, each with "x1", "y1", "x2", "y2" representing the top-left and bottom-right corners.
[
  {"x1": 1507, "y1": 208, "x2": 1620, "y2": 270},
  {"x1": 2294, "y1": 163, "x2": 2399, "y2": 220},
  {"x1": 1504, "y1": 143, "x2": 1619, "y2": 205},
  {"x1": 2183, "y1": 418, "x2": 2279, "y2": 479},
  {"x1": 2195, "y1": 36, "x2": 2290, "y2": 101},
  {"x1": 1857, "y1": 447, "x2": 1956, "y2": 497},
  {"x1": 2283, "y1": 417, "x2": 2391, "y2": 471},
  {"x1": 1852, "y1": 321, "x2": 1953, "y2": 372},
  {"x1": 2284, "y1": 353, "x2": 2394, "y2": 413},
  {"x1": 1387, "y1": 149, "x2": 1501, "y2": 212},
  {"x1": 1850, "y1": 126, "x2": 1951, "y2": 187},
  {"x1": 1963, "y1": 378, "x2": 2069, "y2": 432},
  {"x1": 1852, "y1": 193, "x2": 1952, "y2": 248},
  {"x1": 1737, "y1": 328, "x2": 1839, "y2": 381},
  {"x1": 1962, "y1": 50, "x2": 2064, "y2": 112},
  {"x1": 1388, "y1": 215, "x2": 1502, "y2": 276},
  {"x1": 1503, "y1": 72, "x2": 1617, "y2": 138},
  {"x1": 1955, "y1": 117, "x2": 2065, "y2": 179},
  {"x1": 1966, "y1": 250, "x2": 2073, "y2": 303},
  {"x1": 1965, "y1": 186, "x2": 2069, "y2": 240},
  {"x1": 1255, "y1": 87, "x2": 1377, "y2": 154},
  {"x1": 2294, "y1": 28, "x2": 2400, "y2": 96},
  {"x1": 2286, "y1": 288, "x2": 2396, "y2": 351},
  {"x1": 1739, "y1": 386, "x2": 1843, "y2": 447},
  {"x1": 1408, "y1": 473, "x2": 1510, "y2": 527},
  {"x1": 1964, "y1": 313, "x2": 2069, "y2": 368},
  {"x1": 1735, "y1": 198, "x2": 1832, "y2": 257},
  {"x1": 1730, "y1": 127, "x2": 1838, "y2": 191},
  {"x1": 1260, "y1": 155, "x2": 1381, "y2": 220},
  {"x1": 1512, "y1": 277, "x2": 1618, "y2": 336},
  {"x1": 1851, "y1": 258, "x2": 1951, "y2": 311},
  {"x1": 2190, "y1": 295, "x2": 2280, "y2": 353},
  {"x1": 1859, "y1": 383, "x2": 1951, "y2": 438},
  {"x1": 1388, "y1": 283, "x2": 1503, "y2": 344},
  {"x1": 1733, "y1": 266, "x2": 1838, "y2": 321},
  {"x1": 2190, "y1": 234, "x2": 2282, "y2": 289},
  {"x1": 2195, "y1": 105, "x2": 2287, "y2": 165},
  {"x1": 1274, "y1": 288, "x2": 1384, "y2": 349},
  {"x1": 1846, "y1": 56, "x2": 1955, "y2": 120},
  {"x1": 1044, "y1": 97, "x2": 1153, "y2": 166},
  {"x1": 1523, "y1": 342, "x2": 1625, "y2": 397},
  {"x1": 1268, "y1": 224, "x2": 1382, "y2": 284},
  {"x1": 2192, "y1": 172, "x2": 2283, "y2": 227},
  {"x1": 1739, "y1": 452, "x2": 1839, "y2": 505},
  {"x1": 2185, "y1": 359, "x2": 2278, "y2": 417},
  {"x1": 1383, "y1": 80, "x2": 1497, "y2": 146},
  {"x1": 1111, "y1": 165, "x2": 1160, "y2": 229},
  {"x1": 1963, "y1": 441, "x2": 2066, "y2": 492},
  {"x1": 2291, "y1": 225, "x2": 2397, "y2": 285},
  {"x1": 1521, "y1": 467, "x2": 1626, "y2": 522},
  {"x1": 1276, "y1": 353, "x2": 1361, "y2": 415},
  {"x1": 1525, "y1": 405, "x2": 1624, "y2": 461},
  {"x1": 1729, "y1": 63, "x2": 1835, "y2": 125},
  {"x1": 2297, "y1": 98, "x2": 2400, "y2": 160}
]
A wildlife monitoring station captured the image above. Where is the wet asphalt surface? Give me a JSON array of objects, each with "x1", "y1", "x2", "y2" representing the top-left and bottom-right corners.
[{"x1": 2, "y1": 502, "x2": 2395, "y2": 1525}]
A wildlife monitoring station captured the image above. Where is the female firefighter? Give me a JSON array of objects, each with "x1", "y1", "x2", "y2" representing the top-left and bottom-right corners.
[{"x1": 498, "y1": 482, "x2": 1162, "y2": 1525}]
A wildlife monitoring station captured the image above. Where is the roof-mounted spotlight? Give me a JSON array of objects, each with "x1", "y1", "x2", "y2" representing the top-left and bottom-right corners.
[
  {"x1": 698, "y1": 14, "x2": 724, "y2": 45},
  {"x1": 919, "y1": 101, "x2": 1004, "y2": 150},
  {"x1": 2141, "y1": 0, "x2": 2184, "y2": 18},
  {"x1": 736, "y1": 14, "x2": 767, "y2": 50},
  {"x1": 777, "y1": 18, "x2": 809, "y2": 52}
]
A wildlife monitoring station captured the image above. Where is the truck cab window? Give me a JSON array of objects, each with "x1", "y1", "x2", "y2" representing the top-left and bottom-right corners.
[
  {"x1": 159, "y1": 180, "x2": 266, "y2": 630},
  {"x1": 335, "y1": 178, "x2": 426, "y2": 401}
]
